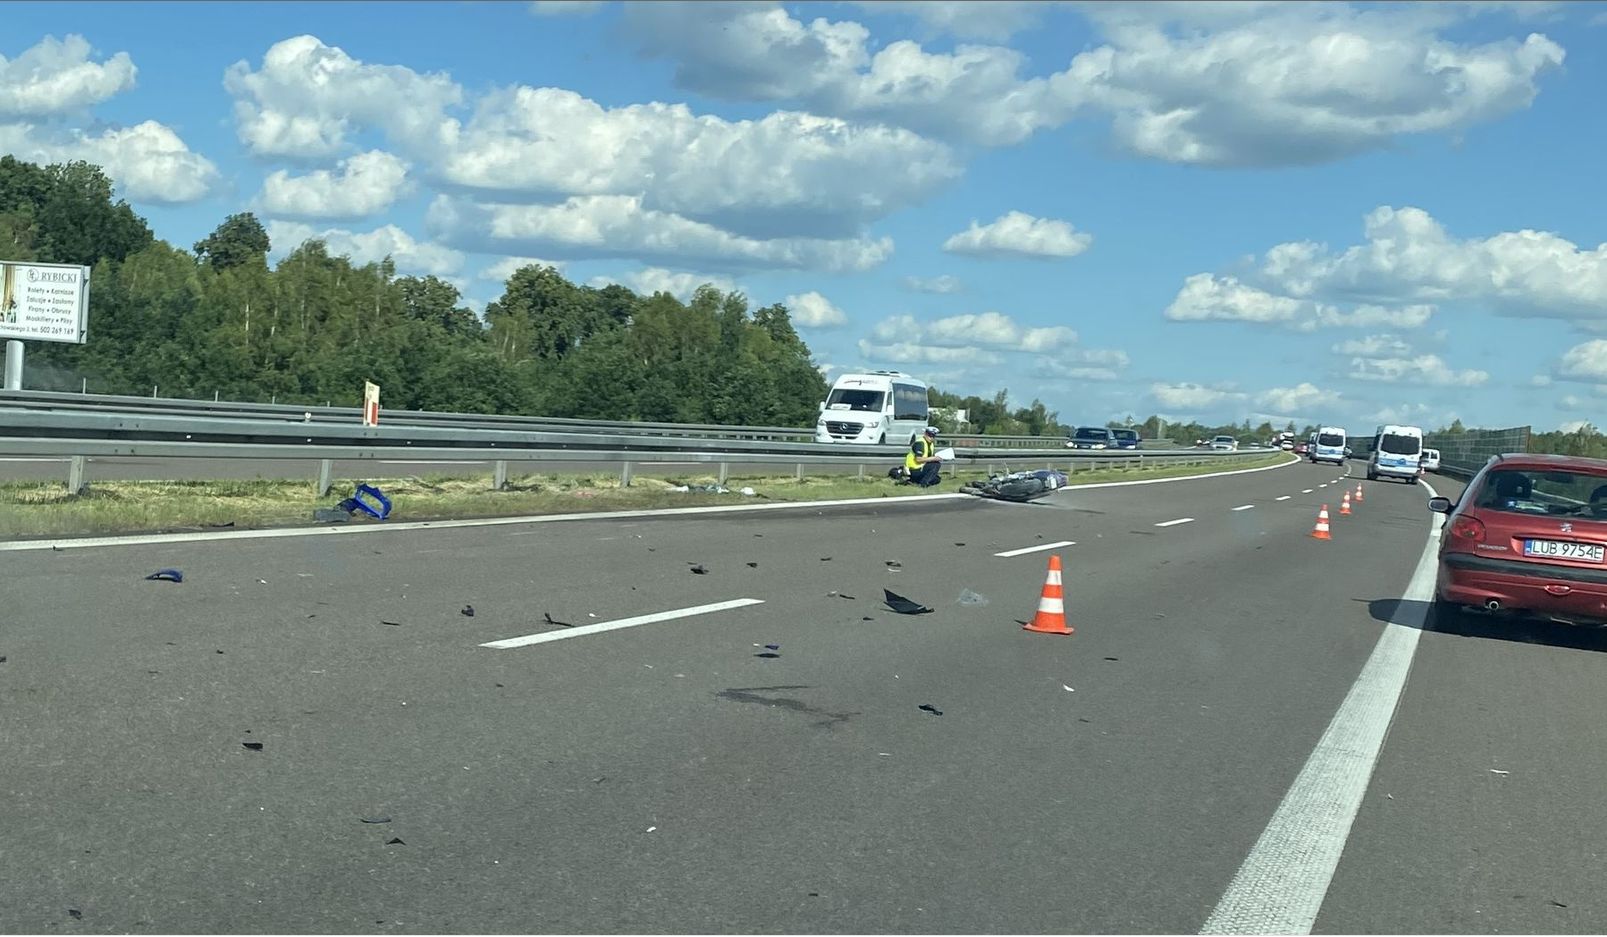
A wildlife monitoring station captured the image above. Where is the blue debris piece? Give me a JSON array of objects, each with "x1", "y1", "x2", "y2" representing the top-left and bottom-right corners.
[
  {"x1": 336, "y1": 484, "x2": 392, "y2": 520},
  {"x1": 145, "y1": 568, "x2": 183, "y2": 583}
]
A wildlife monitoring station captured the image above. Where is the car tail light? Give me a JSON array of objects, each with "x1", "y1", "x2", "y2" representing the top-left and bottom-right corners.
[{"x1": 1450, "y1": 515, "x2": 1486, "y2": 542}]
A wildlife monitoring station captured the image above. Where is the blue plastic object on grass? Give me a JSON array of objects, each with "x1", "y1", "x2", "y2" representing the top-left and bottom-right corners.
[{"x1": 337, "y1": 484, "x2": 392, "y2": 520}]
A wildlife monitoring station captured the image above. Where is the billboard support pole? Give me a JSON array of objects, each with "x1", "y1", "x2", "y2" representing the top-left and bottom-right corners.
[{"x1": 3, "y1": 340, "x2": 21, "y2": 390}]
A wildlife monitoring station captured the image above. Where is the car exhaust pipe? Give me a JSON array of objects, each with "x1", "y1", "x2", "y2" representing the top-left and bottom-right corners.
[{"x1": 1485, "y1": 599, "x2": 1501, "y2": 612}]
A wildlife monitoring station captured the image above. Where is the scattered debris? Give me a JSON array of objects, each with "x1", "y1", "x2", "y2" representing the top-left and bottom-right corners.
[
  {"x1": 746, "y1": 562, "x2": 759, "y2": 568},
  {"x1": 883, "y1": 589, "x2": 933, "y2": 615},
  {"x1": 543, "y1": 612, "x2": 574, "y2": 628},
  {"x1": 68, "y1": 909, "x2": 82, "y2": 921},
  {"x1": 242, "y1": 741, "x2": 264, "y2": 752},
  {"x1": 1550, "y1": 900, "x2": 1569, "y2": 908},
  {"x1": 0, "y1": 656, "x2": 7, "y2": 663},
  {"x1": 885, "y1": 561, "x2": 902, "y2": 569},
  {"x1": 646, "y1": 826, "x2": 657, "y2": 833},
  {"x1": 1062, "y1": 685, "x2": 1075, "y2": 692},
  {"x1": 752, "y1": 643, "x2": 781, "y2": 650},
  {"x1": 460, "y1": 605, "x2": 475, "y2": 617},
  {"x1": 206, "y1": 521, "x2": 236, "y2": 528},
  {"x1": 829, "y1": 591, "x2": 857, "y2": 601},
  {"x1": 820, "y1": 557, "x2": 832, "y2": 562},
  {"x1": 145, "y1": 569, "x2": 183, "y2": 583},
  {"x1": 386, "y1": 838, "x2": 405, "y2": 846},
  {"x1": 740, "y1": 487, "x2": 756, "y2": 496},
  {"x1": 381, "y1": 620, "x2": 402, "y2": 627},
  {"x1": 1103, "y1": 657, "x2": 1119, "y2": 662},
  {"x1": 360, "y1": 816, "x2": 393, "y2": 824},
  {"x1": 690, "y1": 564, "x2": 709, "y2": 575},
  {"x1": 313, "y1": 508, "x2": 350, "y2": 524},
  {"x1": 918, "y1": 704, "x2": 943, "y2": 716},
  {"x1": 954, "y1": 542, "x2": 966, "y2": 546},
  {"x1": 754, "y1": 652, "x2": 781, "y2": 659},
  {"x1": 861, "y1": 616, "x2": 874, "y2": 621},
  {"x1": 1490, "y1": 769, "x2": 1510, "y2": 776},
  {"x1": 957, "y1": 588, "x2": 989, "y2": 606},
  {"x1": 670, "y1": 484, "x2": 730, "y2": 494}
]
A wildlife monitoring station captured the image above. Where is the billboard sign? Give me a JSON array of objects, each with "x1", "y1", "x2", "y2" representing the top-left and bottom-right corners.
[{"x1": 0, "y1": 260, "x2": 91, "y2": 344}]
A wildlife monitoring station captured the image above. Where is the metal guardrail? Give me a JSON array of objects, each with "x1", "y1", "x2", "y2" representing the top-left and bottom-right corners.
[{"x1": 0, "y1": 408, "x2": 1277, "y2": 495}]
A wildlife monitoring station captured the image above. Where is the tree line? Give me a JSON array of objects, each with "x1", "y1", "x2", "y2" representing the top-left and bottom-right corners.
[{"x1": 0, "y1": 156, "x2": 827, "y2": 426}]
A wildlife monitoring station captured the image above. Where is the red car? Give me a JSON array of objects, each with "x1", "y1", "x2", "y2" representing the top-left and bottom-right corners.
[{"x1": 1430, "y1": 453, "x2": 1607, "y2": 625}]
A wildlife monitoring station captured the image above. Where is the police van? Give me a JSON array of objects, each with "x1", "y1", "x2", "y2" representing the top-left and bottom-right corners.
[
  {"x1": 1366, "y1": 424, "x2": 1425, "y2": 483},
  {"x1": 814, "y1": 371, "x2": 930, "y2": 445},
  {"x1": 1310, "y1": 426, "x2": 1348, "y2": 465}
]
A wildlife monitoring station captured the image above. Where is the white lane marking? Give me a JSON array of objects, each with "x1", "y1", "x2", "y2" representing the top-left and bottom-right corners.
[
  {"x1": 0, "y1": 455, "x2": 1301, "y2": 553},
  {"x1": 1200, "y1": 481, "x2": 1443, "y2": 935},
  {"x1": 481, "y1": 598, "x2": 764, "y2": 649},
  {"x1": 0, "y1": 457, "x2": 67, "y2": 462},
  {"x1": 1275, "y1": 496, "x2": 1292, "y2": 502},
  {"x1": 1302, "y1": 489, "x2": 1314, "y2": 494},
  {"x1": 641, "y1": 461, "x2": 700, "y2": 466},
  {"x1": 1319, "y1": 484, "x2": 1328, "y2": 488},
  {"x1": 1231, "y1": 505, "x2": 1255, "y2": 512},
  {"x1": 1155, "y1": 517, "x2": 1195, "y2": 527},
  {"x1": 377, "y1": 460, "x2": 486, "y2": 465},
  {"x1": 994, "y1": 540, "x2": 1076, "y2": 557}
]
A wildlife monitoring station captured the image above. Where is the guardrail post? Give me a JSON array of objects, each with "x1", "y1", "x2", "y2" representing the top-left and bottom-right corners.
[
  {"x1": 718, "y1": 462, "x2": 730, "y2": 485},
  {"x1": 795, "y1": 463, "x2": 804, "y2": 481},
  {"x1": 316, "y1": 459, "x2": 333, "y2": 497},
  {"x1": 67, "y1": 456, "x2": 86, "y2": 495},
  {"x1": 857, "y1": 464, "x2": 865, "y2": 480},
  {"x1": 494, "y1": 460, "x2": 510, "y2": 490},
  {"x1": 619, "y1": 461, "x2": 633, "y2": 488}
]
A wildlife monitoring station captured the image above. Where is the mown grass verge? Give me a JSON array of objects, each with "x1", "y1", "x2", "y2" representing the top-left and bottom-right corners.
[{"x1": 0, "y1": 452, "x2": 1294, "y2": 539}]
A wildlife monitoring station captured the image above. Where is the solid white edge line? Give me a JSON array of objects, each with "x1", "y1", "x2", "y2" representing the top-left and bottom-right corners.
[
  {"x1": 1155, "y1": 517, "x2": 1195, "y2": 527},
  {"x1": 1, "y1": 455, "x2": 1302, "y2": 553},
  {"x1": 993, "y1": 540, "x2": 1076, "y2": 557},
  {"x1": 1275, "y1": 496, "x2": 1292, "y2": 501},
  {"x1": 482, "y1": 598, "x2": 765, "y2": 649},
  {"x1": 1200, "y1": 481, "x2": 1442, "y2": 935}
]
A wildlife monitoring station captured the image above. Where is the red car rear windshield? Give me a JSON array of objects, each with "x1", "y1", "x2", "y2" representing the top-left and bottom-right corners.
[{"x1": 1474, "y1": 468, "x2": 1607, "y2": 518}]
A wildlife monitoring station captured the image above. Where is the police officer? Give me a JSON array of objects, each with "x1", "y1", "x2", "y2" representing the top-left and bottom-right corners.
[{"x1": 905, "y1": 426, "x2": 943, "y2": 486}]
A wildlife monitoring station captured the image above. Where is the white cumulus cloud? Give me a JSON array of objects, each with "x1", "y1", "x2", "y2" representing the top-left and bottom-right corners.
[
  {"x1": 1557, "y1": 340, "x2": 1607, "y2": 382},
  {"x1": 1331, "y1": 334, "x2": 1413, "y2": 358},
  {"x1": 426, "y1": 194, "x2": 892, "y2": 273},
  {"x1": 589, "y1": 268, "x2": 738, "y2": 302},
  {"x1": 942, "y1": 211, "x2": 1092, "y2": 260},
  {"x1": 481, "y1": 256, "x2": 566, "y2": 282},
  {"x1": 223, "y1": 35, "x2": 463, "y2": 158},
  {"x1": 0, "y1": 120, "x2": 218, "y2": 204},
  {"x1": 267, "y1": 220, "x2": 464, "y2": 279},
  {"x1": 784, "y1": 291, "x2": 849, "y2": 329},
  {"x1": 1349, "y1": 354, "x2": 1489, "y2": 386},
  {"x1": 257, "y1": 150, "x2": 411, "y2": 220},
  {"x1": 530, "y1": 1, "x2": 603, "y2": 15},
  {"x1": 1257, "y1": 382, "x2": 1340, "y2": 414},
  {"x1": 855, "y1": 339, "x2": 1004, "y2": 368},
  {"x1": 869, "y1": 310, "x2": 1078, "y2": 352},
  {"x1": 0, "y1": 35, "x2": 135, "y2": 117},
  {"x1": 1150, "y1": 382, "x2": 1247, "y2": 410}
]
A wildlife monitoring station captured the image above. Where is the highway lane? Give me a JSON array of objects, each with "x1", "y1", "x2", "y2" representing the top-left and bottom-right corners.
[{"x1": 4, "y1": 461, "x2": 1601, "y2": 933}]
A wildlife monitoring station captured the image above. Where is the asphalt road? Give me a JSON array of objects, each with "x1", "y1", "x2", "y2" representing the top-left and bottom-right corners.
[{"x1": 3, "y1": 461, "x2": 1603, "y2": 934}]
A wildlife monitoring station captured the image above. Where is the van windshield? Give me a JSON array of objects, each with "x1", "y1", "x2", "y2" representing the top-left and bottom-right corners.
[
  {"x1": 1318, "y1": 433, "x2": 1344, "y2": 446},
  {"x1": 826, "y1": 389, "x2": 884, "y2": 412},
  {"x1": 1075, "y1": 428, "x2": 1108, "y2": 439},
  {"x1": 1381, "y1": 433, "x2": 1420, "y2": 455}
]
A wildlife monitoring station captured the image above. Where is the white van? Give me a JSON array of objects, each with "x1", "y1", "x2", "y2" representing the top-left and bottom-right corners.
[
  {"x1": 1366, "y1": 424, "x2": 1424, "y2": 483},
  {"x1": 814, "y1": 371, "x2": 930, "y2": 445},
  {"x1": 1311, "y1": 426, "x2": 1347, "y2": 465},
  {"x1": 1422, "y1": 448, "x2": 1442, "y2": 472}
]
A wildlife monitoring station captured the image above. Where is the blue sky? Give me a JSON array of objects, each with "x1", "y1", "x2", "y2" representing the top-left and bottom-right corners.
[{"x1": 4, "y1": 0, "x2": 1607, "y2": 433}]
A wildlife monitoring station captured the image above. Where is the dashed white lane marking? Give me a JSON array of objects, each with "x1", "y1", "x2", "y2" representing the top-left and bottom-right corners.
[
  {"x1": 994, "y1": 540, "x2": 1076, "y2": 557},
  {"x1": 481, "y1": 598, "x2": 765, "y2": 649},
  {"x1": 1276, "y1": 496, "x2": 1292, "y2": 502},
  {"x1": 1231, "y1": 505, "x2": 1255, "y2": 512},
  {"x1": 1199, "y1": 481, "x2": 1443, "y2": 935},
  {"x1": 1155, "y1": 517, "x2": 1195, "y2": 528},
  {"x1": 1302, "y1": 489, "x2": 1314, "y2": 494}
]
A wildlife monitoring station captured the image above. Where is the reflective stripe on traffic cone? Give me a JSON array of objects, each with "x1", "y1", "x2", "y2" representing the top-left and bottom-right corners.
[
  {"x1": 1023, "y1": 554, "x2": 1074, "y2": 635},
  {"x1": 1340, "y1": 491, "x2": 1352, "y2": 516},
  {"x1": 1312, "y1": 505, "x2": 1332, "y2": 540},
  {"x1": 1354, "y1": 484, "x2": 1364, "y2": 503}
]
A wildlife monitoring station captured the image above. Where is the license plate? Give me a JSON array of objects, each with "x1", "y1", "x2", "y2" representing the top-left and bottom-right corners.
[{"x1": 1523, "y1": 539, "x2": 1606, "y2": 562}]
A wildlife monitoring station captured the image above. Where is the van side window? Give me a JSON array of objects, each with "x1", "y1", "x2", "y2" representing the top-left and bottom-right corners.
[{"x1": 891, "y1": 383, "x2": 927, "y2": 421}]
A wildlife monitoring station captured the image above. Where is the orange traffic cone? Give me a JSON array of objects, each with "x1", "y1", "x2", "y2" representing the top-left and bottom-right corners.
[
  {"x1": 1023, "y1": 555, "x2": 1074, "y2": 635},
  {"x1": 1311, "y1": 505, "x2": 1332, "y2": 540},
  {"x1": 1340, "y1": 491, "x2": 1352, "y2": 516},
  {"x1": 1354, "y1": 484, "x2": 1364, "y2": 503}
]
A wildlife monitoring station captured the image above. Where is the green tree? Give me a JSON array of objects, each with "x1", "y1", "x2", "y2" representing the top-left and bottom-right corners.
[{"x1": 193, "y1": 212, "x2": 270, "y2": 272}]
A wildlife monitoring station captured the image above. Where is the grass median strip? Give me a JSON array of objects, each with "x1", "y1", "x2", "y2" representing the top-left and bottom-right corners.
[{"x1": 0, "y1": 453, "x2": 1292, "y2": 539}]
